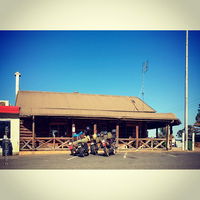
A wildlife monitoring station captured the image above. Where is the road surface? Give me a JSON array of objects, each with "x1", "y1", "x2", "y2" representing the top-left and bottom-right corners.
[{"x1": 1, "y1": 151, "x2": 200, "y2": 169}]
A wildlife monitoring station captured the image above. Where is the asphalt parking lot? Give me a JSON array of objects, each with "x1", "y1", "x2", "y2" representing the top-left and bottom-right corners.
[{"x1": 1, "y1": 151, "x2": 200, "y2": 169}]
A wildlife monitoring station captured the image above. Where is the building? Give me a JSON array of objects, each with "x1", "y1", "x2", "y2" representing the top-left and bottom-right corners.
[
  {"x1": 15, "y1": 90, "x2": 181, "y2": 151},
  {"x1": 0, "y1": 104, "x2": 20, "y2": 155},
  {"x1": 194, "y1": 121, "x2": 200, "y2": 148}
]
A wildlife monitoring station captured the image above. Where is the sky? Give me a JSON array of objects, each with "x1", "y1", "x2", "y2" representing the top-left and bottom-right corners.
[{"x1": 0, "y1": 30, "x2": 199, "y2": 136}]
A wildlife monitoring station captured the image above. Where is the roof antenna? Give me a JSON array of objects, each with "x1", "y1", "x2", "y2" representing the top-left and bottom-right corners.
[{"x1": 140, "y1": 60, "x2": 148, "y2": 103}]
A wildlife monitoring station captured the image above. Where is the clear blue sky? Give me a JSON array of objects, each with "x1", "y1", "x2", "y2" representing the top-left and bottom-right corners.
[{"x1": 0, "y1": 30, "x2": 199, "y2": 135}]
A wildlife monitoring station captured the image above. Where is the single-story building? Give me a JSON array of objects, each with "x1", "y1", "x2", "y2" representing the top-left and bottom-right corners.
[
  {"x1": 0, "y1": 105, "x2": 20, "y2": 155},
  {"x1": 15, "y1": 90, "x2": 181, "y2": 151},
  {"x1": 194, "y1": 122, "x2": 200, "y2": 148}
]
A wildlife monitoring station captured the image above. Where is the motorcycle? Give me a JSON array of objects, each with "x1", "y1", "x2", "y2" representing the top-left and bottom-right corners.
[
  {"x1": 100, "y1": 131, "x2": 116, "y2": 157},
  {"x1": 76, "y1": 142, "x2": 89, "y2": 157},
  {"x1": 68, "y1": 141, "x2": 77, "y2": 156},
  {"x1": 90, "y1": 133, "x2": 100, "y2": 155},
  {"x1": 68, "y1": 132, "x2": 90, "y2": 157},
  {"x1": 101, "y1": 138, "x2": 116, "y2": 156},
  {"x1": 68, "y1": 131, "x2": 83, "y2": 156}
]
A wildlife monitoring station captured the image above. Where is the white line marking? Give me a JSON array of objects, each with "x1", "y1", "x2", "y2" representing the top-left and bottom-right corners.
[
  {"x1": 67, "y1": 156, "x2": 77, "y2": 161},
  {"x1": 167, "y1": 154, "x2": 177, "y2": 157},
  {"x1": 123, "y1": 152, "x2": 127, "y2": 159}
]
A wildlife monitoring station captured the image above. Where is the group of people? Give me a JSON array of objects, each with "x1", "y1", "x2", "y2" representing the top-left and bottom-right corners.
[{"x1": 72, "y1": 126, "x2": 116, "y2": 145}]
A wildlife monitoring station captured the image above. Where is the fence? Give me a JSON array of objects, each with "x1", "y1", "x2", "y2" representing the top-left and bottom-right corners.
[
  {"x1": 117, "y1": 138, "x2": 167, "y2": 150},
  {"x1": 20, "y1": 137, "x2": 168, "y2": 151}
]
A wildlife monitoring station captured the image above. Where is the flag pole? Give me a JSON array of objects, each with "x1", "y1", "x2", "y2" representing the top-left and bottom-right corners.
[{"x1": 185, "y1": 30, "x2": 189, "y2": 151}]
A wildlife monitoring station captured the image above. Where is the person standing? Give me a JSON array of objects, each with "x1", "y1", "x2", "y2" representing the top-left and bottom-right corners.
[{"x1": 2, "y1": 135, "x2": 13, "y2": 156}]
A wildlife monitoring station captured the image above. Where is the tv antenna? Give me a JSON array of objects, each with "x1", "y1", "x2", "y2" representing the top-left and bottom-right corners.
[{"x1": 140, "y1": 60, "x2": 149, "y2": 101}]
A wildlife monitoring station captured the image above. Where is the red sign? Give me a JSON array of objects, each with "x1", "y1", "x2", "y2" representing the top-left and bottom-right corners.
[{"x1": 0, "y1": 106, "x2": 20, "y2": 114}]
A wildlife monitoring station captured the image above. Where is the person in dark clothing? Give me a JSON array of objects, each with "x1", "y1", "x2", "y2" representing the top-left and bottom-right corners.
[{"x1": 2, "y1": 135, "x2": 13, "y2": 156}]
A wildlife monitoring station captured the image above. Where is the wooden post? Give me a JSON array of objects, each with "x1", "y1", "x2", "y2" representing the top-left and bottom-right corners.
[
  {"x1": 32, "y1": 116, "x2": 35, "y2": 150},
  {"x1": 169, "y1": 125, "x2": 173, "y2": 150},
  {"x1": 136, "y1": 125, "x2": 139, "y2": 149},
  {"x1": 143, "y1": 123, "x2": 146, "y2": 138},
  {"x1": 116, "y1": 124, "x2": 119, "y2": 147},
  {"x1": 72, "y1": 123, "x2": 75, "y2": 136},
  {"x1": 156, "y1": 128, "x2": 158, "y2": 138},
  {"x1": 166, "y1": 125, "x2": 168, "y2": 150},
  {"x1": 93, "y1": 123, "x2": 97, "y2": 134},
  {"x1": 53, "y1": 137, "x2": 55, "y2": 150},
  {"x1": 166, "y1": 125, "x2": 170, "y2": 150},
  {"x1": 151, "y1": 138, "x2": 153, "y2": 149},
  {"x1": 168, "y1": 125, "x2": 171, "y2": 150}
]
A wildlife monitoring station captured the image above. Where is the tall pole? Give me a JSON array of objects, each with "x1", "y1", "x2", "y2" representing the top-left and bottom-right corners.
[
  {"x1": 182, "y1": 130, "x2": 185, "y2": 151},
  {"x1": 185, "y1": 30, "x2": 189, "y2": 151},
  {"x1": 192, "y1": 132, "x2": 195, "y2": 151}
]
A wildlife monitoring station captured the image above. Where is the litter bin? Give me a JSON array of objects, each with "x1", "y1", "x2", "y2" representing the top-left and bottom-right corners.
[
  {"x1": 188, "y1": 139, "x2": 192, "y2": 151},
  {"x1": 2, "y1": 136, "x2": 12, "y2": 156}
]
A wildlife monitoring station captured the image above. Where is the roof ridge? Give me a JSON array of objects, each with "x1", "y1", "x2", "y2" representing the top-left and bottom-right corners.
[
  {"x1": 18, "y1": 90, "x2": 139, "y2": 98},
  {"x1": 39, "y1": 107, "x2": 155, "y2": 113}
]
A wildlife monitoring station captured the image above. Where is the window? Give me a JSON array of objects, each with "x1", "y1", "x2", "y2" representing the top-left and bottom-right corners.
[
  {"x1": 126, "y1": 126, "x2": 135, "y2": 138},
  {"x1": 49, "y1": 123, "x2": 68, "y2": 137},
  {"x1": 0, "y1": 121, "x2": 11, "y2": 138}
]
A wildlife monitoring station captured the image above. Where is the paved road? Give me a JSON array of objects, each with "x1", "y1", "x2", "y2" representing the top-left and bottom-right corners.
[{"x1": 1, "y1": 151, "x2": 200, "y2": 169}]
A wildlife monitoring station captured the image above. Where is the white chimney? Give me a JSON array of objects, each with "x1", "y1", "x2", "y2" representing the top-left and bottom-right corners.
[{"x1": 14, "y1": 72, "x2": 21, "y2": 97}]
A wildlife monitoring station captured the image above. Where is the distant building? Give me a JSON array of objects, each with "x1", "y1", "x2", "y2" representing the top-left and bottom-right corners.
[{"x1": 0, "y1": 104, "x2": 20, "y2": 155}]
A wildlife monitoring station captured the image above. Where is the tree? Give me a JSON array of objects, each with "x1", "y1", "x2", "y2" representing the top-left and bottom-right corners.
[
  {"x1": 195, "y1": 104, "x2": 200, "y2": 123},
  {"x1": 176, "y1": 129, "x2": 183, "y2": 138},
  {"x1": 194, "y1": 104, "x2": 200, "y2": 135},
  {"x1": 158, "y1": 127, "x2": 167, "y2": 138},
  {"x1": 177, "y1": 104, "x2": 200, "y2": 139},
  {"x1": 176, "y1": 125, "x2": 195, "y2": 138}
]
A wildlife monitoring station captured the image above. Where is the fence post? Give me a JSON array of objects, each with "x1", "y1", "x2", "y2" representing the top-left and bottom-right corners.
[
  {"x1": 166, "y1": 125, "x2": 170, "y2": 150},
  {"x1": 136, "y1": 125, "x2": 139, "y2": 149},
  {"x1": 93, "y1": 123, "x2": 97, "y2": 134},
  {"x1": 116, "y1": 124, "x2": 119, "y2": 147},
  {"x1": 192, "y1": 132, "x2": 195, "y2": 151},
  {"x1": 32, "y1": 115, "x2": 35, "y2": 150},
  {"x1": 72, "y1": 123, "x2": 76, "y2": 135},
  {"x1": 53, "y1": 137, "x2": 55, "y2": 150}
]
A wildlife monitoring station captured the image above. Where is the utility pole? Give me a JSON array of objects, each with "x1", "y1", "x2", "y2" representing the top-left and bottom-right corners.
[
  {"x1": 192, "y1": 132, "x2": 195, "y2": 151},
  {"x1": 185, "y1": 30, "x2": 189, "y2": 150},
  {"x1": 182, "y1": 131, "x2": 185, "y2": 151}
]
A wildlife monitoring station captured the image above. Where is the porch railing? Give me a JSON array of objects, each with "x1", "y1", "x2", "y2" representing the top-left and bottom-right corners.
[
  {"x1": 20, "y1": 137, "x2": 169, "y2": 151},
  {"x1": 20, "y1": 137, "x2": 71, "y2": 150},
  {"x1": 118, "y1": 138, "x2": 167, "y2": 150}
]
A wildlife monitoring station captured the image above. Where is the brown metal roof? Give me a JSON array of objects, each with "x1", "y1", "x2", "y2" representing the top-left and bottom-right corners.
[{"x1": 15, "y1": 91, "x2": 180, "y2": 124}]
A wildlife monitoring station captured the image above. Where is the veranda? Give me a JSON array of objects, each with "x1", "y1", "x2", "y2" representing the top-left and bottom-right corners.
[{"x1": 20, "y1": 116, "x2": 173, "y2": 151}]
